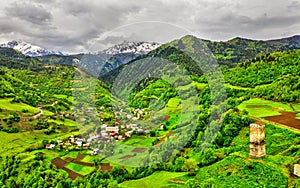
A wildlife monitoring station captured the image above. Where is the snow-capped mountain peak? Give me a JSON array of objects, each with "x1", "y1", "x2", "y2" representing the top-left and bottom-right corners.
[
  {"x1": 0, "y1": 40, "x2": 63, "y2": 57},
  {"x1": 101, "y1": 41, "x2": 160, "y2": 55}
]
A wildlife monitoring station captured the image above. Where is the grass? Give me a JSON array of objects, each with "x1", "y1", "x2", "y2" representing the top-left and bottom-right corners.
[
  {"x1": 29, "y1": 149, "x2": 61, "y2": 161},
  {"x1": 65, "y1": 162, "x2": 95, "y2": 176},
  {"x1": 0, "y1": 130, "x2": 76, "y2": 156},
  {"x1": 61, "y1": 151, "x2": 79, "y2": 159},
  {"x1": 105, "y1": 142, "x2": 149, "y2": 167},
  {"x1": 192, "y1": 81, "x2": 207, "y2": 90},
  {"x1": 238, "y1": 98, "x2": 293, "y2": 118},
  {"x1": 225, "y1": 83, "x2": 250, "y2": 90},
  {"x1": 184, "y1": 121, "x2": 300, "y2": 187},
  {"x1": 120, "y1": 171, "x2": 187, "y2": 188},
  {"x1": 293, "y1": 103, "x2": 300, "y2": 111},
  {"x1": 43, "y1": 110, "x2": 54, "y2": 116},
  {"x1": 0, "y1": 98, "x2": 40, "y2": 115},
  {"x1": 0, "y1": 111, "x2": 9, "y2": 117},
  {"x1": 123, "y1": 136, "x2": 153, "y2": 147},
  {"x1": 48, "y1": 118, "x2": 77, "y2": 127},
  {"x1": 81, "y1": 155, "x2": 99, "y2": 163},
  {"x1": 53, "y1": 94, "x2": 73, "y2": 103},
  {"x1": 166, "y1": 97, "x2": 181, "y2": 114},
  {"x1": 193, "y1": 156, "x2": 288, "y2": 188}
]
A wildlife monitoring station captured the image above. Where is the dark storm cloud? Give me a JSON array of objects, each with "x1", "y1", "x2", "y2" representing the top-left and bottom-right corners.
[
  {"x1": 0, "y1": 0, "x2": 299, "y2": 53},
  {"x1": 5, "y1": 2, "x2": 52, "y2": 25}
]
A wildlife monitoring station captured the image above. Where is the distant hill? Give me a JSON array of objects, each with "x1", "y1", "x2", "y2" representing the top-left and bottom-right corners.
[
  {"x1": 207, "y1": 35, "x2": 300, "y2": 66},
  {"x1": 100, "y1": 34, "x2": 300, "y2": 86},
  {"x1": 0, "y1": 47, "x2": 43, "y2": 70}
]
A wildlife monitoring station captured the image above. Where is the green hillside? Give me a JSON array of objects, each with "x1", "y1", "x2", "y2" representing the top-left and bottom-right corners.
[{"x1": 0, "y1": 36, "x2": 299, "y2": 187}]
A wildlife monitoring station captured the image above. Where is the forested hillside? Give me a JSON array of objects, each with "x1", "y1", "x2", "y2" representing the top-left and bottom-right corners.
[
  {"x1": 225, "y1": 50, "x2": 300, "y2": 102},
  {"x1": 0, "y1": 36, "x2": 299, "y2": 187}
]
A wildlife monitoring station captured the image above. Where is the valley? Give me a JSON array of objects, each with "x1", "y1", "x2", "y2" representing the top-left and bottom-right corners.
[{"x1": 0, "y1": 34, "x2": 299, "y2": 187}]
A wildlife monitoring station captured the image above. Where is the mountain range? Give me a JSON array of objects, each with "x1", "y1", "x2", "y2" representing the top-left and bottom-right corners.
[
  {"x1": 99, "y1": 34, "x2": 300, "y2": 86},
  {"x1": 1, "y1": 35, "x2": 300, "y2": 77},
  {"x1": 100, "y1": 41, "x2": 160, "y2": 55},
  {"x1": 0, "y1": 40, "x2": 64, "y2": 57}
]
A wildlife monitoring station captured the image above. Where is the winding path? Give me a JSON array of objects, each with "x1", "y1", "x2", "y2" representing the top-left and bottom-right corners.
[{"x1": 33, "y1": 101, "x2": 58, "y2": 119}]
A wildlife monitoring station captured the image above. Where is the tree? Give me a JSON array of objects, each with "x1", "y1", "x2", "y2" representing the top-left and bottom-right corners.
[
  {"x1": 107, "y1": 180, "x2": 119, "y2": 188},
  {"x1": 174, "y1": 157, "x2": 186, "y2": 171},
  {"x1": 200, "y1": 148, "x2": 217, "y2": 166},
  {"x1": 182, "y1": 158, "x2": 199, "y2": 176}
]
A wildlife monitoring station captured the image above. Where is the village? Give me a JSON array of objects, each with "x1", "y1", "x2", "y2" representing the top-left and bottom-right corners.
[{"x1": 45, "y1": 107, "x2": 153, "y2": 156}]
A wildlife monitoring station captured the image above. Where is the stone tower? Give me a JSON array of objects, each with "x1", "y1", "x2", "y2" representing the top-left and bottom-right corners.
[{"x1": 250, "y1": 123, "x2": 266, "y2": 158}]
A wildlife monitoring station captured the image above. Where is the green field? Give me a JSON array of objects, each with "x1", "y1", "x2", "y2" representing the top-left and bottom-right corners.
[
  {"x1": 53, "y1": 94, "x2": 73, "y2": 103},
  {"x1": 61, "y1": 151, "x2": 80, "y2": 159},
  {"x1": 238, "y1": 98, "x2": 293, "y2": 118},
  {"x1": 192, "y1": 81, "x2": 207, "y2": 90},
  {"x1": 0, "y1": 98, "x2": 40, "y2": 115},
  {"x1": 225, "y1": 83, "x2": 250, "y2": 90},
  {"x1": 293, "y1": 103, "x2": 300, "y2": 111},
  {"x1": 120, "y1": 171, "x2": 187, "y2": 188},
  {"x1": 65, "y1": 163, "x2": 95, "y2": 176},
  {"x1": 48, "y1": 118, "x2": 77, "y2": 127},
  {"x1": 81, "y1": 155, "x2": 98, "y2": 163},
  {"x1": 43, "y1": 110, "x2": 54, "y2": 116},
  {"x1": 123, "y1": 136, "x2": 153, "y2": 147},
  {"x1": 105, "y1": 142, "x2": 149, "y2": 167},
  {"x1": 0, "y1": 130, "x2": 77, "y2": 156}
]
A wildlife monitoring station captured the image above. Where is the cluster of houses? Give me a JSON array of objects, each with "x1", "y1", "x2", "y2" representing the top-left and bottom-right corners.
[
  {"x1": 45, "y1": 135, "x2": 90, "y2": 150},
  {"x1": 97, "y1": 122, "x2": 147, "y2": 141},
  {"x1": 45, "y1": 122, "x2": 148, "y2": 155},
  {"x1": 45, "y1": 108, "x2": 154, "y2": 156}
]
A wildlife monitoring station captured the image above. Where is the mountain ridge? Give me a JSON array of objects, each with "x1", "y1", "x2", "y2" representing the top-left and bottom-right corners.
[
  {"x1": 0, "y1": 40, "x2": 64, "y2": 57},
  {"x1": 100, "y1": 41, "x2": 160, "y2": 55}
]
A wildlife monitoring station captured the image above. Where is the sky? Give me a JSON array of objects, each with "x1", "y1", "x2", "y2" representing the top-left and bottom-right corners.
[{"x1": 0, "y1": 0, "x2": 299, "y2": 54}]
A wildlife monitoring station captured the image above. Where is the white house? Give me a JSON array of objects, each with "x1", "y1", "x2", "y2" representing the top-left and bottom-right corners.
[
  {"x1": 106, "y1": 126, "x2": 119, "y2": 133},
  {"x1": 46, "y1": 144, "x2": 56, "y2": 149}
]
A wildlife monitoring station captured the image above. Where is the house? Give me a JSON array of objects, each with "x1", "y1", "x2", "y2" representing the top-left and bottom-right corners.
[
  {"x1": 57, "y1": 140, "x2": 63, "y2": 145},
  {"x1": 90, "y1": 148, "x2": 99, "y2": 155},
  {"x1": 106, "y1": 126, "x2": 119, "y2": 133},
  {"x1": 70, "y1": 135, "x2": 75, "y2": 143},
  {"x1": 75, "y1": 141, "x2": 82, "y2": 147},
  {"x1": 101, "y1": 132, "x2": 108, "y2": 138},
  {"x1": 125, "y1": 131, "x2": 133, "y2": 138},
  {"x1": 160, "y1": 124, "x2": 164, "y2": 130},
  {"x1": 101, "y1": 124, "x2": 108, "y2": 130},
  {"x1": 137, "y1": 128, "x2": 144, "y2": 133},
  {"x1": 72, "y1": 58, "x2": 80, "y2": 64},
  {"x1": 45, "y1": 144, "x2": 56, "y2": 149},
  {"x1": 88, "y1": 134, "x2": 101, "y2": 143},
  {"x1": 118, "y1": 135, "x2": 124, "y2": 140},
  {"x1": 129, "y1": 124, "x2": 138, "y2": 130},
  {"x1": 83, "y1": 143, "x2": 90, "y2": 149}
]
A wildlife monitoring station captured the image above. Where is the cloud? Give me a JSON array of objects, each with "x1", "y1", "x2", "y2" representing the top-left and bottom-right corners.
[
  {"x1": 0, "y1": 0, "x2": 299, "y2": 53},
  {"x1": 5, "y1": 2, "x2": 52, "y2": 25},
  {"x1": 287, "y1": 1, "x2": 300, "y2": 11}
]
